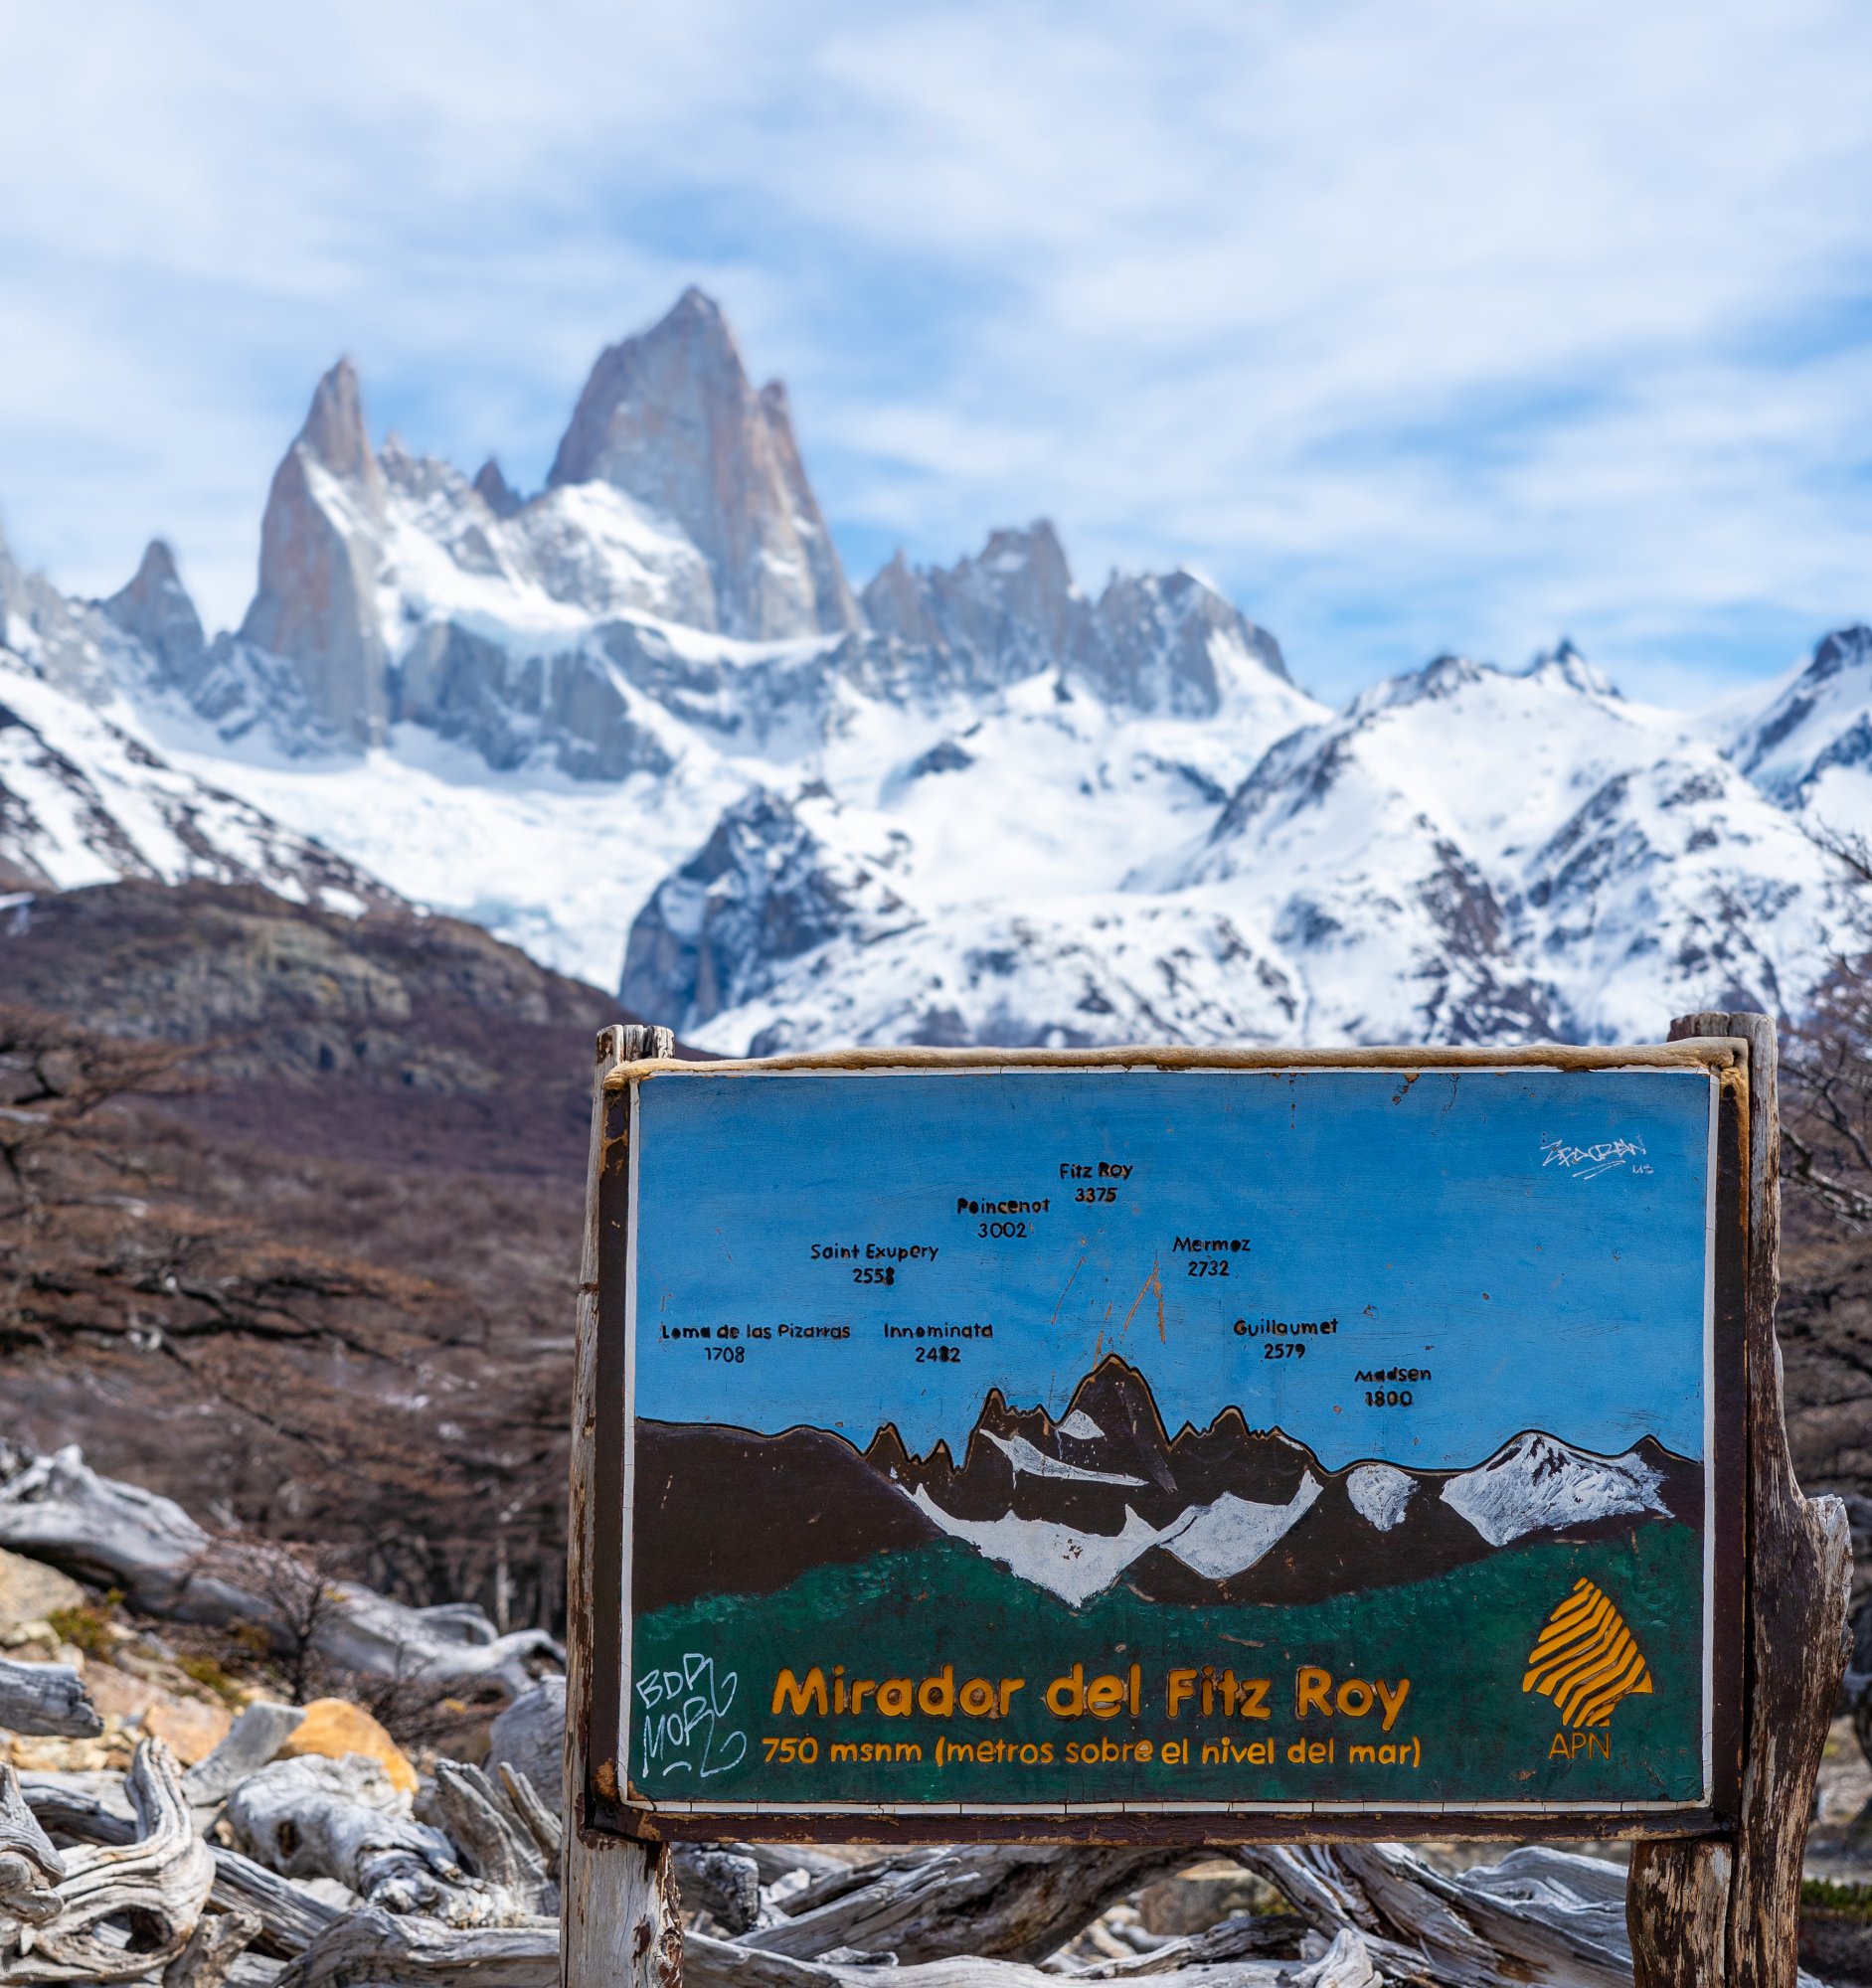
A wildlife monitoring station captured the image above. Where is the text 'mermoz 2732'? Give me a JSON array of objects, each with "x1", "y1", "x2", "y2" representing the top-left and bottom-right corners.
[{"x1": 599, "y1": 1052, "x2": 1743, "y2": 1835}]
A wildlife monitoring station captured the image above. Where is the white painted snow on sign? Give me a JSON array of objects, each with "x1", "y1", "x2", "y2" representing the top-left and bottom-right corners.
[
  {"x1": 1346, "y1": 1463, "x2": 1417, "y2": 1533},
  {"x1": 1440, "y1": 1433, "x2": 1668, "y2": 1547},
  {"x1": 909, "y1": 1485, "x2": 1165, "y2": 1607},
  {"x1": 982, "y1": 1429, "x2": 1147, "y2": 1488},
  {"x1": 1158, "y1": 1475, "x2": 1323, "y2": 1580}
]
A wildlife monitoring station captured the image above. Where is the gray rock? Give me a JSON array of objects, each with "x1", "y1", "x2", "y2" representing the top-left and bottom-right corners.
[
  {"x1": 862, "y1": 520, "x2": 1287, "y2": 716},
  {"x1": 471, "y1": 457, "x2": 522, "y2": 520},
  {"x1": 0, "y1": 1547, "x2": 85, "y2": 1633},
  {"x1": 238, "y1": 358, "x2": 392, "y2": 746},
  {"x1": 620, "y1": 786, "x2": 916, "y2": 1031},
  {"x1": 863, "y1": 521, "x2": 1090, "y2": 695},
  {"x1": 398, "y1": 620, "x2": 675, "y2": 782}
]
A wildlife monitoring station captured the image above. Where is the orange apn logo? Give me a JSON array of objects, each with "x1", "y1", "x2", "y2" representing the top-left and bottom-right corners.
[{"x1": 1522, "y1": 1576, "x2": 1654, "y2": 1728}]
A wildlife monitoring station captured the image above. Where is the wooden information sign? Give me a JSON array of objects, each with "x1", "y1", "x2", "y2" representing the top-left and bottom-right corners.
[{"x1": 580, "y1": 1043, "x2": 1750, "y2": 1844}]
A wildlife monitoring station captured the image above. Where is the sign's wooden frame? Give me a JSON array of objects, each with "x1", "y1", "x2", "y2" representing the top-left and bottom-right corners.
[{"x1": 559, "y1": 1018, "x2": 1851, "y2": 1988}]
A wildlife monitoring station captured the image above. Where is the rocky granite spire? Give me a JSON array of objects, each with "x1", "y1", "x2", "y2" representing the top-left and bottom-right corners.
[
  {"x1": 298, "y1": 357, "x2": 381, "y2": 489},
  {"x1": 100, "y1": 539, "x2": 206, "y2": 681},
  {"x1": 471, "y1": 456, "x2": 521, "y2": 519},
  {"x1": 547, "y1": 288, "x2": 860, "y2": 641},
  {"x1": 861, "y1": 520, "x2": 1091, "y2": 693},
  {"x1": 861, "y1": 521, "x2": 1287, "y2": 713},
  {"x1": 238, "y1": 358, "x2": 391, "y2": 746}
]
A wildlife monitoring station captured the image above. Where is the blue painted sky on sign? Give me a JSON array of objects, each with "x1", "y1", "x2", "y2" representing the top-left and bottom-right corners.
[{"x1": 632, "y1": 1067, "x2": 1712, "y2": 1471}]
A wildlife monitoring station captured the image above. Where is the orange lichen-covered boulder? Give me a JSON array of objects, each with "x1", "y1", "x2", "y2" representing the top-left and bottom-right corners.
[{"x1": 276, "y1": 1697, "x2": 418, "y2": 1795}]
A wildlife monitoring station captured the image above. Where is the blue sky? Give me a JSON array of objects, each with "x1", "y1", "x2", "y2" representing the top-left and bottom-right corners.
[{"x1": 2, "y1": 0, "x2": 1870, "y2": 704}]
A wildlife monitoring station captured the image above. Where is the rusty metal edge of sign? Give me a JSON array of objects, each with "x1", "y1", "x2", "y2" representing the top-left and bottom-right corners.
[{"x1": 583, "y1": 1041, "x2": 1749, "y2": 1846}]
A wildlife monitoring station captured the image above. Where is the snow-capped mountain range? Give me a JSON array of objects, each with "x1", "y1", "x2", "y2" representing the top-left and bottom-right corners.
[{"x1": 3, "y1": 285, "x2": 1870, "y2": 1050}]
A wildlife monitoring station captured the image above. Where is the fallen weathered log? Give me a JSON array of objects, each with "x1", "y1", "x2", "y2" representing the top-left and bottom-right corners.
[
  {"x1": 485, "y1": 1676, "x2": 564, "y2": 1807},
  {"x1": 308, "y1": 1580, "x2": 561, "y2": 1703},
  {"x1": 206, "y1": 1845, "x2": 342, "y2": 1960},
  {"x1": 24, "y1": 1776, "x2": 348, "y2": 1960},
  {"x1": 426, "y1": 1758, "x2": 559, "y2": 1917},
  {"x1": 3, "y1": 1739, "x2": 214, "y2": 1983},
  {"x1": 21, "y1": 1776, "x2": 137, "y2": 1846},
  {"x1": 743, "y1": 1842, "x2": 865, "y2": 1891},
  {"x1": 0, "y1": 1655, "x2": 101, "y2": 1738},
  {"x1": 674, "y1": 1842, "x2": 764, "y2": 1934},
  {"x1": 1285, "y1": 1929, "x2": 1381, "y2": 1988},
  {"x1": 273, "y1": 1904, "x2": 559, "y2": 1987},
  {"x1": 161, "y1": 1905, "x2": 261, "y2": 1988},
  {"x1": 225, "y1": 1753, "x2": 531, "y2": 1928},
  {"x1": 182, "y1": 1700, "x2": 306, "y2": 1807},
  {"x1": 772, "y1": 1847, "x2": 942, "y2": 1918},
  {"x1": 686, "y1": 1930, "x2": 1303, "y2": 1988},
  {"x1": 0, "y1": 1763, "x2": 65, "y2": 1926},
  {"x1": 0, "y1": 1445, "x2": 562, "y2": 1700},
  {"x1": 1076, "y1": 1911, "x2": 1305, "y2": 1975},
  {"x1": 740, "y1": 1845, "x2": 1186, "y2": 1964},
  {"x1": 1237, "y1": 1842, "x2": 1641, "y2": 1988},
  {"x1": 494, "y1": 1763, "x2": 561, "y2": 1864}
]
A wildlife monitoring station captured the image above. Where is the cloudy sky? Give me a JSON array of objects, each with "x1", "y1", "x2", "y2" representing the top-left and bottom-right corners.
[{"x1": 3, "y1": 0, "x2": 1869, "y2": 703}]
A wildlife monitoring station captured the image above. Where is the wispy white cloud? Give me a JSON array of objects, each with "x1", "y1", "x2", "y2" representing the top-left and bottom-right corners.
[{"x1": 0, "y1": 0, "x2": 1868, "y2": 700}]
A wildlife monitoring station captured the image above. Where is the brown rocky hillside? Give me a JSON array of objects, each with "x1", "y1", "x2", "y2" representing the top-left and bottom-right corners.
[{"x1": 0, "y1": 880, "x2": 697, "y2": 1634}]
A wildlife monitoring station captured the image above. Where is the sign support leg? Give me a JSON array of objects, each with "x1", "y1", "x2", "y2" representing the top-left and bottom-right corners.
[
  {"x1": 565, "y1": 1023, "x2": 678, "y2": 1988},
  {"x1": 1628, "y1": 1013, "x2": 1853, "y2": 1988}
]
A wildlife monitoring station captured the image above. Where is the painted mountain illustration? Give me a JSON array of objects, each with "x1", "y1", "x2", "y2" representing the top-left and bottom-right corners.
[{"x1": 632, "y1": 1355, "x2": 1699, "y2": 1614}]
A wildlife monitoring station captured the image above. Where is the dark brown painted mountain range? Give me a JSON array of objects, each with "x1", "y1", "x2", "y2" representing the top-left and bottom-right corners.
[
  {"x1": 633, "y1": 1421, "x2": 941, "y2": 1613},
  {"x1": 636, "y1": 1355, "x2": 1702, "y2": 1614}
]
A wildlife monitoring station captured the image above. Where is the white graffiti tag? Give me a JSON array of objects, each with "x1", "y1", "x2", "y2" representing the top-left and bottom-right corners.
[
  {"x1": 636, "y1": 1652, "x2": 748, "y2": 1778},
  {"x1": 1540, "y1": 1133, "x2": 1650, "y2": 1181}
]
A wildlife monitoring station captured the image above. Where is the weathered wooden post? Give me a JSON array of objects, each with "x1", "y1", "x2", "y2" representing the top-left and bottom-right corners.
[
  {"x1": 1626, "y1": 1013, "x2": 1852, "y2": 1988},
  {"x1": 565, "y1": 1023, "x2": 678, "y2": 1988}
]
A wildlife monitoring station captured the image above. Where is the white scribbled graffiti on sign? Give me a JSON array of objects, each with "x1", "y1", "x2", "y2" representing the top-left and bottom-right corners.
[
  {"x1": 1541, "y1": 1133, "x2": 1651, "y2": 1181},
  {"x1": 636, "y1": 1651, "x2": 748, "y2": 1778}
]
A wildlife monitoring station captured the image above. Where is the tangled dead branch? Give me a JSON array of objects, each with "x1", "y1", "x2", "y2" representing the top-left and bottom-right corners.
[{"x1": 4, "y1": 1740, "x2": 213, "y2": 1983}]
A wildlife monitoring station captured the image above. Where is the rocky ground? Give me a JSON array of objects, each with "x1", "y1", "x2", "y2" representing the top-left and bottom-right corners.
[{"x1": 4, "y1": 1503, "x2": 1871, "y2": 1984}]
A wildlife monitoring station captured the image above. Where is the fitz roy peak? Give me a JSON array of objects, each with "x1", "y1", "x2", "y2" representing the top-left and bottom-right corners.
[
  {"x1": 0, "y1": 284, "x2": 1868, "y2": 1052},
  {"x1": 549, "y1": 286, "x2": 861, "y2": 641}
]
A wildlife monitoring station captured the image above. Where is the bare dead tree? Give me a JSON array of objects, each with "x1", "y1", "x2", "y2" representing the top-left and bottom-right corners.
[{"x1": 1781, "y1": 828, "x2": 1872, "y2": 1224}]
